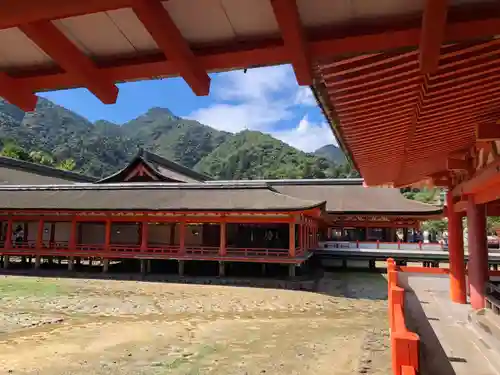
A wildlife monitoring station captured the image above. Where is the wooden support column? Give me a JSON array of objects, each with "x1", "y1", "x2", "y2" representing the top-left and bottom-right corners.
[
  {"x1": 36, "y1": 219, "x2": 44, "y2": 250},
  {"x1": 219, "y1": 222, "x2": 226, "y2": 256},
  {"x1": 289, "y1": 222, "x2": 296, "y2": 257},
  {"x1": 467, "y1": 196, "x2": 488, "y2": 310},
  {"x1": 298, "y1": 221, "x2": 303, "y2": 253},
  {"x1": 169, "y1": 223, "x2": 175, "y2": 245},
  {"x1": 4, "y1": 216, "x2": 13, "y2": 249},
  {"x1": 140, "y1": 221, "x2": 148, "y2": 251},
  {"x1": 69, "y1": 218, "x2": 77, "y2": 250},
  {"x1": 180, "y1": 222, "x2": 186, "y2": 253},
  {"x1": 447, "y1": 191, "x2": 466, "y2": 304},
  {"x1": 105, "y1": 218, "x2": 111, "y2": 251}
]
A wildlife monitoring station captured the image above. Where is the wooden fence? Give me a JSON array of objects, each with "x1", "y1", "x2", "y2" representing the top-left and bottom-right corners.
[{"x1": 387, "y1": 258, "x2": 419, "y2": 375}]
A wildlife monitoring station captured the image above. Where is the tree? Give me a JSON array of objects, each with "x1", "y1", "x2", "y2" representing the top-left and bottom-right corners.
[
  {"x1": 57, "y1": 158, "x2": 76, "y2": 171},
  {"x1": 1, "y1": 142, "x2": 30, "y2": 161}
]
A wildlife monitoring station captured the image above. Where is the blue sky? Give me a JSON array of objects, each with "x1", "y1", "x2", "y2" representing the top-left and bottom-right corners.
[{"x1": 40, "y1": 64, "x2": 337, "y2": 152}]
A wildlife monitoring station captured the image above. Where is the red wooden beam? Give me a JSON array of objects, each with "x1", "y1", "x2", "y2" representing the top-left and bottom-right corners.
[
  {"x1": 0, "y1": 73, "x2": 38, "y2": 111},
  {"x1": 447, "y1": 158, "x2": 470, "y2": 171},
  {"x1": 476, "y1": 122, "x2": 500, "y2": 141},
  {"x1": 270, "y1": 0, "x2": 312, "y2": 85},
  {"x1": 132, "y1": 0, "x2": 210, "y2": 96},
  {"x1": 0, "y1": 0, "x2": 134, "y2": 29},
  {"x1": 420, "y1": 0, "x2": 449, "y2": 74},
  {"x1": 12, "y1": 14, "x2": 500, "y2": 94},
  {"x1": 20, "y1": 21, "x2": 118, "y2": 104}
]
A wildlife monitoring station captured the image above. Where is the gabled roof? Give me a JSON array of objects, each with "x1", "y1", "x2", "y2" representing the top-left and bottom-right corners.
[
  {"x1": 0, "y1": 183, "x2": 325, "y2": 212},
  {"x1": 208, "y1": 179, "x2": 442, "y2": 216},
  {"x1": 0, "y1": 156, "x2": 96, "y2": 184},
  {"x1": 273, "y1": 185, "x2": 442, "y2": 216},
  {"x1": 97, "y1": 149, "x2": 211, "y2": 183}
]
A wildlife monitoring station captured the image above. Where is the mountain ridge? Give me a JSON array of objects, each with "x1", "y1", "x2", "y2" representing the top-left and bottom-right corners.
[{"x1": 0, "y1": 97, "x2": 354, "y2": 180}]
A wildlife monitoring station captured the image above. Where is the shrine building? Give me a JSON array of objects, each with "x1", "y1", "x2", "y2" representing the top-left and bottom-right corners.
[{"x1": 0, "y1": 149, "x2": 441, "y2": 276}]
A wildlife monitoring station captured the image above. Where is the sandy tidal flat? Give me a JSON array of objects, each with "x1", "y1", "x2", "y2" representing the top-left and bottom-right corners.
[{"x1": 0, "y1": 272, "x2": 391, "y2": 375}]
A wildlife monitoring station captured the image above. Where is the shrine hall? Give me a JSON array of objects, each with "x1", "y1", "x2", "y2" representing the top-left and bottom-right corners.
[{"x1": 0, "y1": 149, "x2": 441, "y2": 276}]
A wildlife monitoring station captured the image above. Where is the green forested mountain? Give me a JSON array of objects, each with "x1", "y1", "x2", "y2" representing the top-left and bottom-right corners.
[
  {"x1": 0, "y1": 97, "x2": 358, "y2": 179},
  {"x1": 314, "y1": 144, "x2": 346, "y2": 164}
]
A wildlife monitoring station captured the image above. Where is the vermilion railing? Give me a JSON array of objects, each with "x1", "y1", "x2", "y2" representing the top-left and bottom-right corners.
[
  {"x1": 0, "y1": 243, "x2": 304, "y2": 259},
  {"x1": 387, "y1": 258, "x2": 419, "y2": 375},
  {"x1": 226, "y1": 247, "x2": 290, "y2": 257},
  {"x1": 321, "y1": 240, "x2": 444, "y2": 251}
]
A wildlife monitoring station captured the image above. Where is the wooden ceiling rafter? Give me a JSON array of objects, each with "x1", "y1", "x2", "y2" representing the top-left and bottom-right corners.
[
  {"x1": 420, "y1": 0, "x2": 449, "y2": 74},
  {"x1": 0, "y1": 3, "x2": 496, "y2": 103},
  {"x1": 316, "y1": 36, "x2": 500, "y2": 186},
  {"x1": 131, "y1": 0, "x2": 210, "y2": 96},
  {"x1": 20, "y1": 21, "x2": 119, "y2": 104},
  {"x1": 270, "y1": 0, "x2": 312, "y2": 85}
]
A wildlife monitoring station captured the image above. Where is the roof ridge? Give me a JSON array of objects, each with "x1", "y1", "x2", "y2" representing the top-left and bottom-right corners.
[
  {"x1": 142, "y1": 150, "x2": 212, "y2": 181},
  {"x1": 0, "y1": 182, "x2": 275, "y2": 190},
  {"x1": 0, "y1": 155, "x2": 96, "y2": 182}
]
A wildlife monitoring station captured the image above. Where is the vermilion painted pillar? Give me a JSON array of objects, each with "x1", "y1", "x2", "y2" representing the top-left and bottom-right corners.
[
  {"x1": 298, "y1": 222, "x2": 303, "y2": 253},
  {"x1": 140, "y1": 221, "x2": 148, "y2": 251},
  {"x1": 446, "y1": 191, "x2": 466, "y2": 304},
  {"x1": 467, "y1": 196, "x2": 488, "y2": 309},
  {"x1": 36, "y1": 219, "x2": 44, "y2": 249},
  {"x1": 69, "y1": 218, "x2": 77, "y2": 250},
  {"x1": 219, "y1": 222, "x2": 226, "y2": 256},
  {"x1": 289, "y1": 222, "x2": 296, "y2": 257},
  {"x1": 104, "y1": 219, "x2": 111, "y2": 251},
  {"x1": 4, "y1": 217, "x2": 13, "y2": 248},
  {"x1": 179, "y1": 221, "x2": 185, "y2": 254}
]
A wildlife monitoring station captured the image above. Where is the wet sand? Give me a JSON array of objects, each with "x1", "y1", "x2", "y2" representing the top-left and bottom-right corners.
[{"x1": 0, "y1": 272, "x2": 391, "y2": 374}]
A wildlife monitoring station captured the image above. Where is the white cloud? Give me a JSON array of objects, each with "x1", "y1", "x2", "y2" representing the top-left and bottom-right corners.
[
  {"x1": 188, "y1": 102, "x2": 291, "y2": 133},
  {"x1": 271, "y1": 116, "x2": 337, "y2": 152},
  {"x1": 188, "y1": 64, "x2": 338, "y2": 151},
  {"x1": 294, "y1": 86, "x2": 316, "y2": 106}
]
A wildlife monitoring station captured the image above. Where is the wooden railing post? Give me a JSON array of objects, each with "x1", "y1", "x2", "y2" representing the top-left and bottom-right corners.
[{"x1": 392, "y1": 332, "x2": 419, "y2": 375}]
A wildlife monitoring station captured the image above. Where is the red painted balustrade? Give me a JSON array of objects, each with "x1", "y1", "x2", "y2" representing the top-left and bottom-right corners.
[
  {"x1": 0, "y1": 242, "x2": 303, "y2": 260},
  {"x1": 387, "y1": 258, "x2": 420, "y2": 375}
]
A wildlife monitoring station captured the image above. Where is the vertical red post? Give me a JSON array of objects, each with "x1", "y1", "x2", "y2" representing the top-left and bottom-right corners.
[
  {"x1": 179, "y1": 221, "x2": 185, "y2": 254},
  {"x1": 289, "y1": 222, "x2": 296, "y2": 257},
  {"x1": 104, "y1": 219, "x2": 111, "y2": 252},
  {"x1": 298, "y1": 222, "x2": 303, "y2": 253},
  {"x1": 446, "y1": 191, "x2": 466, "y2": 304},
  {"x1": 467, "y1": 196, "x2": 488, "y2": 309},
  {"x1": 4, "y1": 217, "x2": 13, "y2": 248},
  {"x1": 219, "y1": 222, "x2": 226, "y2": 256},
  {"x1": 36, "y1": 219, "x2": 44, "y2": 250},
  {"x1": 69, "y1": 217, "x2": 77, "y2": 250},
  {"x1": 141, "y1": 220, "x2": 148, "y2": 251}
]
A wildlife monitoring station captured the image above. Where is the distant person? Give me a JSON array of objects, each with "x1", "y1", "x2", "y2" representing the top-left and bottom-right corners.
[{"x1": 13, "y1": 225, "x2": 23, "y2": 247}]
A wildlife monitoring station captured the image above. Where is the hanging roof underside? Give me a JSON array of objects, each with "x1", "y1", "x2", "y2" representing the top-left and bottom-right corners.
[
  {"x1": 0, "y1": 0, "x2": 499, "y2": 112},
  {"x1": 313, "y1": 38, "x2": 500, "y2": 187}
]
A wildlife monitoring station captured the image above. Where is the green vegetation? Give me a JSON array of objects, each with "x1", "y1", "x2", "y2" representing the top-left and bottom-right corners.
[
  {"x1": 0, "y1": 140, "x2": 76, "y2": 171},
  {"x1": 0, "y1": 277, "x2": 65, "y2": 297},
  {"x1": 0, "y1": 97, "x2": 358, "y2": 179}
]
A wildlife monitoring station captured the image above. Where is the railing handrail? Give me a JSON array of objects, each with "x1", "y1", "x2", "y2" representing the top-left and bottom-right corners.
[{"x1": 387, "y1": 258, "x2": 420, "y2": 375}]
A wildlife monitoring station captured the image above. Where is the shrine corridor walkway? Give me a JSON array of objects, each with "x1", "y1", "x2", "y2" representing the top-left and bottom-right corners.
[{"x1": 402, "y1": 275, "x2": 500, "y2": 375}]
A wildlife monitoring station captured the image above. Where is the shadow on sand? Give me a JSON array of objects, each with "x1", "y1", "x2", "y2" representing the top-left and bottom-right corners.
[{"x1": 0, "y1": 257, "x2": 389, "y2": 300}]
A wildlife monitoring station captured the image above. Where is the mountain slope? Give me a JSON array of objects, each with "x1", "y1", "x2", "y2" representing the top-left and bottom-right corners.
[
  {"x1": 121, "y1": 108, "x2": 229, "y2": 169},
  {"x1": 194, "y1": 130, "x2": 339, "y2": 180},
  {"x1": 0, "y1": 98, "x2": 358, "y2": 179},
  {"x1": 314, "y1": 144, "x2": 346, "y2": 164}
]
